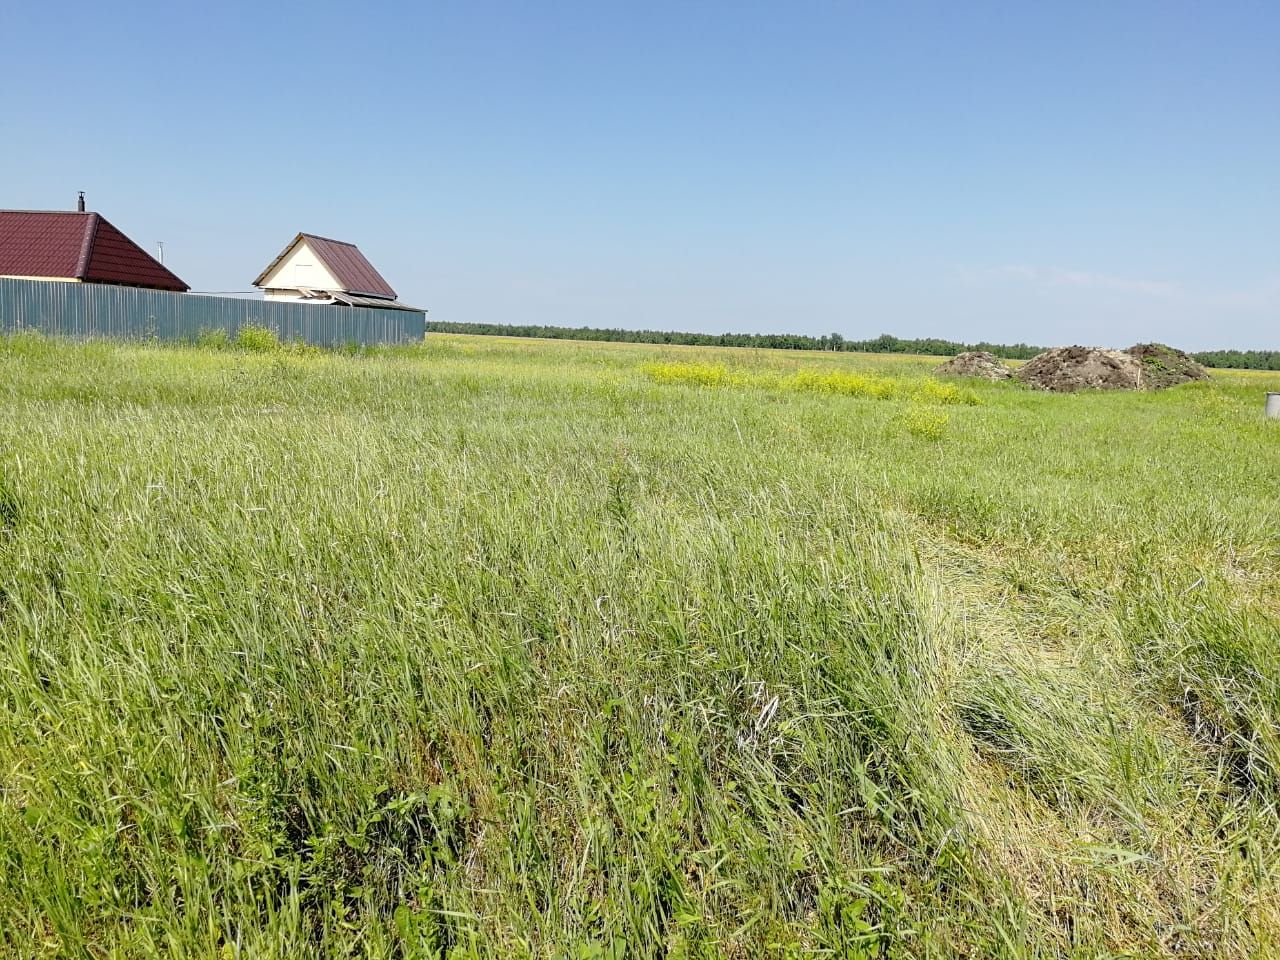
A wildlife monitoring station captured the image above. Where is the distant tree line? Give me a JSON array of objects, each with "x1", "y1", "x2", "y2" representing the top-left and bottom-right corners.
[
  {"x1": 427, "y1": 322, "x2": 1044, "y2": 358},
  {"x1": 1190, "y1": 349, "x2": 1280, "y2": 371},
  {"x1": 426, "y1": 321, "x2": 1280, "y2": 370}
]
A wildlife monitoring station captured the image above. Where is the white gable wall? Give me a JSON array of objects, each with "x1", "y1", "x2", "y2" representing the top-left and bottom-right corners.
[{"x1": 259, "y1": 239, "x2": 343, "y2": 299}]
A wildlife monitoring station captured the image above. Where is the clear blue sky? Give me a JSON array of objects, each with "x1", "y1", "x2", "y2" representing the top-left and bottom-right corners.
[{"x1": 3, "y1": 1, "x2": 1277, "y2": 349}]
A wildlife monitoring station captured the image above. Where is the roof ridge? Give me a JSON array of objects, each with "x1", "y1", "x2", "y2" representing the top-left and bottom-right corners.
[
  {"x1": 0, "y1": 210, "x2": 95, "y2": 218},
  {"x1": 75, "y1": 213, "x2": 101, "y2": 278},
  {"x1": 299, "y1": 232, "x2": 359, "y2": 248}
]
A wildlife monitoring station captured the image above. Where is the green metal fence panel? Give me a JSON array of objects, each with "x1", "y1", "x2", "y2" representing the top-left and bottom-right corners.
[{"x1": 0, "y1": 278, "x2": 425, "y2": 346}]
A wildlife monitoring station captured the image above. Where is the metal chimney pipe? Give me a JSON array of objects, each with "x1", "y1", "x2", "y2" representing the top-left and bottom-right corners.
[
  {"x1": 1267, "y1": 393, "x2": 1280, "y2": 419},
  {"x1": 77, "y1": 191, "x2": 85, "y2": 213}
]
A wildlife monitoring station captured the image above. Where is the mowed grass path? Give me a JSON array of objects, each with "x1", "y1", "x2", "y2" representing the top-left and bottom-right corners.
[{"x1": 1, "y1": 333, "x2": 1278, "y2": 958}]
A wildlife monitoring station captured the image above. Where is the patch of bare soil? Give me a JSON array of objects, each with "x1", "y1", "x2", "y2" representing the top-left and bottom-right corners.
[
  {"x1": 935, "y1": 351, "x2": 1013, "y2": 380},
  {"x1": 1015, "y1": 346, "x2": 1143, "y2": 392}
]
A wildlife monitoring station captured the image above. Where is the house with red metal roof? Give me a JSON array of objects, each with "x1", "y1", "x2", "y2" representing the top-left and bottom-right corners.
[
  {"x1": 0, "y1": 197, "x2": 188, "y2": 292},
  {"x1": 252, "y1": 233, "x2": 419, "y2": 311}
]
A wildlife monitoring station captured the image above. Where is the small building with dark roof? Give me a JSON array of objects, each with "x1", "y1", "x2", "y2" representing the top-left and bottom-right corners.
[
  {"x1": 252, "y1": 232, "x2": 420, "y2": 311},
  {"x1": 0, "y1": 202, "x2": 188, "y2": 292}
]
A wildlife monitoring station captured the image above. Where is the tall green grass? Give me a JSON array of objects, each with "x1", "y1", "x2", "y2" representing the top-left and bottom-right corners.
[{"x1": 0, "y1": 333, "x2": 1278, "y2": 957}]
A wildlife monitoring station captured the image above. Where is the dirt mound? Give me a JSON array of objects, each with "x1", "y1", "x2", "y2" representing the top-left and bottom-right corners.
[
  {"x1": 935, "y1": 351, "x2": 1013, "y2": 380},
  {"x1": 1125, "y1": 343, "x2": 1209, "y2": 389},
  {"x1": 1015, "y1": 346, "x2": 1143, "y2": 392}
]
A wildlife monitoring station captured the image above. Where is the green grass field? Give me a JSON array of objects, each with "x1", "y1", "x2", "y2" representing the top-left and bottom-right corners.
[{"x1": 1, "y1": 332, "x2": 1278, "y2": 958}]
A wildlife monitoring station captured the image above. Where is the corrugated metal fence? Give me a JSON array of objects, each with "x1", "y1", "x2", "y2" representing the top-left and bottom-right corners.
[{"x1": 0, "y1": 278, "x2": 425, "y2": 346}]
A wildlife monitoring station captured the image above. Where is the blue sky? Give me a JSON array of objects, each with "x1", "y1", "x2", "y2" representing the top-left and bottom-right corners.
[{"x1": 3, "y1": 1, "x2": 1276, "y2": 349}]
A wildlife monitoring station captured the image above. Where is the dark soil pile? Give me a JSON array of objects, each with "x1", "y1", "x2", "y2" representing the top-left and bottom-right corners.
[
  {"x1": 1015, "y1": 346, "x2": 1143, "y2": 392},
  {"x1": 1125, "y1": 343, "x2": 1209, "y2": 389},
  {"x1": 935, "y1": 351, "x2": 1013, "y2": 380}
]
